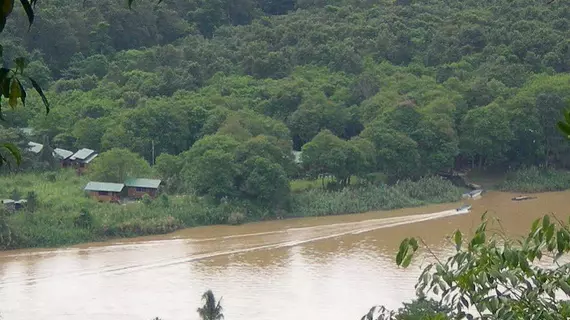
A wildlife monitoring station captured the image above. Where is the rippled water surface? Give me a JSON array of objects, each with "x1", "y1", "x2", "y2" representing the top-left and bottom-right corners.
[{"x1": 0, "y1": 191, "x2": 569, "y2": 320}]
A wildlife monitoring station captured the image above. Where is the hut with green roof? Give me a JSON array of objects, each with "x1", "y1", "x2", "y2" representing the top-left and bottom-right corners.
[
  {"x1": 84, "y1": 181, "x2": 124, "y2": 203},
  {"x1": 124, "y1": 178, "x2": 162, "y2": 199}
]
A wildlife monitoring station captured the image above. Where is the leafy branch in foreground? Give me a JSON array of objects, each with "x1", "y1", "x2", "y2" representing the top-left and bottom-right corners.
[
  {"x1": 0, "y1": 142, "x2": 21, "y2": 167},
  {"x1": 0, "y1": 56, "x2": 50, "y2": 166},
  {"x1": 388, "y1": 213, "x2": 570, "y2": 320},
  {"x1": 0, "y1": 57, "x2": 50, "y2": 120}
]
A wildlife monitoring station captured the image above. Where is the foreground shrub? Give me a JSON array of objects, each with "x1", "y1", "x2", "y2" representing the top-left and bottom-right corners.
[
  {"x1": 369, "y1": 214, "x2": 570, "y2": 320},
  {"x1": 362, "y1": 298, "x2": 450, "y2": 320}
]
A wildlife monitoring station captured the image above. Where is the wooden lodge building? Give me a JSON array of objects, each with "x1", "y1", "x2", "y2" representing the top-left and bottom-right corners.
[
  {"x1": 70, "y1": 148, "x2": 98, "y2": 175},
  {"x1": 124, "y1": 178, "x2": 162, "y2": 199},
  {"x1": 84, "y1": 178, "x2": 162, "y2": 203},
  {"x1": 27, "y1": 142, "x2": 97, "y2": 174},
  {"x1": 55, "y1": 148, "x2": 74, "y2": 168},
  {"x1": 84, "y1": 182, "x2": 124, "y2": 203}
]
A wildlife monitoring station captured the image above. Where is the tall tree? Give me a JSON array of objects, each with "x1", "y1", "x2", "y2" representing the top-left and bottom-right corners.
[
  {"x1": 360, "y1": 124, "x2": 422, "y2": 181},
  {"x1": 89, "y1": 148, "x2": 152, "y2": 183},
  {"x1": 536, "y1": 93, "x2": 569, "y2": 167},
  {"x1": 459, "y1": 103, "x2": 513, "y2": 168}
]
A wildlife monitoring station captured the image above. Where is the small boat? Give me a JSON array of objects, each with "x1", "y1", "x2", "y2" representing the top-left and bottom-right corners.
[
  {"x1": 512, "y1": 195, "x2": 536, "y2": 201},
  {"x1": 456, "y1": 204, "x2": 472, "y2": 214},
  {"x1": 462, "y1": 189, "x2": 483, "y2": 199}
]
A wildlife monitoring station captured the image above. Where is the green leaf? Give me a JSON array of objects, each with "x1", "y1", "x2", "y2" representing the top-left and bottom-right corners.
[
  {"x1": 16, "y1": 78, "x2": 25, "y2": 107},
  {"x1": 454, "y1": 230, "x2": 462, "y2": 252},
  {"x1": 401, "y1": 253, "x2": 413, "y2": 268},
  {"x1": 19, "y1": 0, "x2": 33, "y2": 29},
  {"x1": 564, "y1": 111, "x2": 570, "y2": 125},
  {"x1": 3, "y1": 0, "x2": 14, "y2": 16},
  {"x1": 543, "y1": 215, "x2": 551, "y2": 229},
  {"x1": 0, "y1": 0, "x2": 14, "y2": 33},
  {"x1": 531, "y1": 218, "x2": 541, "y2": 234},
  {"x1": 8, "y1": 77, "x2": 19, "y2": 108},
  {"x1": 2, "y1": 142, "x2": 21, "y2": 165},
  {"x1": 0, "y1": 95, "x2": 4, "y2": 120},
  {"x1": 409, "y1": 237, "x2": 418, "y2": 251},
  {"x1": 0, "y1": 14, "x2": 6, "y2": 33},
  {"x1": 28, "y1": 77, "x2": 49, "y2": 114},
  {"x1": 396, "y1": 239, "x2": 409, "y2": 266},
  {"x1": 557, "y1": 121, "x2": 570, "y2": 137},
  {"x1": 545, "y1": 224, "x2": 555, "y2": 244},
  {"x1": 2, "y1": 74, "x2": 10, "y2": 98},
  {"x1": 0, "y1": 67, "x2": 8, "y2": 81}
]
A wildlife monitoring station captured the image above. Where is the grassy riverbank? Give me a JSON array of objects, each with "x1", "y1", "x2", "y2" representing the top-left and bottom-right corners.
[
  {"x1": 0, "y1": 171, "x2": 463, "y2": 249},
  {"x1": 497, "y1": 167, "x2": 570, "y2": 193}
]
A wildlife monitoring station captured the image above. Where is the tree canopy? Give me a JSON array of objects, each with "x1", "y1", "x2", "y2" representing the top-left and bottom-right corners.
[
  {"x1": 1, "y1": 0, "x2": 570, "y2": 203},
  {"x1": 89, "y1": 147, "x2": 152, "y2": 183}
]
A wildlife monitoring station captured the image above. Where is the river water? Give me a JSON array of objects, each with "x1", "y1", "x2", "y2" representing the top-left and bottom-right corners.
[{"x1": 0, "y1": 191, "x2": 568, "y2": 320}]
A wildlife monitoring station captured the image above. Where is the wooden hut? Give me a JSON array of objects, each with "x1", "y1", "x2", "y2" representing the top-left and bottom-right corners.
[
  {"x1": 124, "y1": 178, "x2": 162, "y2": 199},
  {"x1": 84, "y1": 182, "x2": 124, "y2": 203}
]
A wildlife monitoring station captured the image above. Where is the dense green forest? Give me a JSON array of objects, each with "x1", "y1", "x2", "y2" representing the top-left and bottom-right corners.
[
  {"x1": 3, "y1": 0, "x2": 569, "y2": 169},
  {"x1": 1, "y1": 0, "x2": 570, "y2": 231}
]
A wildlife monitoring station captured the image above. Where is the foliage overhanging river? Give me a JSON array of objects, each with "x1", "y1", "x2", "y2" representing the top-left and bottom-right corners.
[{"x1": 0, "y1": 191, "x2": 568, "y2": 320}]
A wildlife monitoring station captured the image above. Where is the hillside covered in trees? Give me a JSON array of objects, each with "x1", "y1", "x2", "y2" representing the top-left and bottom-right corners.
[{"x1": 2, "y1": 0, "x2": 570, "y2": 215}]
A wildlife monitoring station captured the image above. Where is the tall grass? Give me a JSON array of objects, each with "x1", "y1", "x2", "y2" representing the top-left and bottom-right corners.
[
  {"x1": 290, "y1": 176, "x2": 463, "y2": 217},
  {"x1": 0, "y1": 171, "x2": 231, "y2": 248},
  {"x1": 0, "y1": 172, "x2": 463, "y2": 249},
  {"x1": 498, "y1": 167, "x2": 570, "y2": 193}
]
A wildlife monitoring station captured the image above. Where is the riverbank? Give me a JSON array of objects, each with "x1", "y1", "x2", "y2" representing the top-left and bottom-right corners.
[
  {"x1": 495, "y1": 167, "x2": 570, "y2": 193},
  {"x1": 0, "y1": 171, "x2": 463, "y2": 250}
]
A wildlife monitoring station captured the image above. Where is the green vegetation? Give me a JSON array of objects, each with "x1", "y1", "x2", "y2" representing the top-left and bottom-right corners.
[
  {"x1": 1, "y1": 0, "x2": 570, "y2": 248},
  {"x1": 498, "y1": 167, "x2": 570, "y2": 193},
  {"x1": 0, "y1": 0, "x2": 569, "y2": 176},
  {"x1": 362, "y1": 298, "x2": 450, "y2": 320},
  {"x1": 290, "y1": 177, "x2": 461, "y2": 218},
  {"x1": 89, "y1": 147, "x2": 152, "y2": 183},
  {"x1": 387, "y1": 214, "x2": 570, "y2": 320},
  {"x1": 0, "y1": 171, "x2": 462, "y2": 249}
]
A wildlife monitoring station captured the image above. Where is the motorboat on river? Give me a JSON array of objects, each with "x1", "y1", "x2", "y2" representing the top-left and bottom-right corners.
[
  {"x1": 455, "y1": 204, "x2": 472, "y2": 214},
  {"x1": 462, "y1": 189, "x2": 483, "y2": 199}
]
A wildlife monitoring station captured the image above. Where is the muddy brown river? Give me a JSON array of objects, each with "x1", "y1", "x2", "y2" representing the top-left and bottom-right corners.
[{"x1": 0, "y1": 191, "x2": 568, "y2": 320}]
